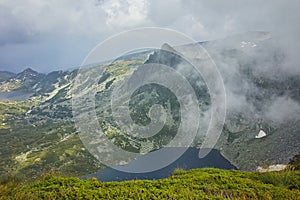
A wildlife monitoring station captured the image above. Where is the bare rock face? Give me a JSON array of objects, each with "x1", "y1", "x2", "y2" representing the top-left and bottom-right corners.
[{"x1": 256, "y1": 164, "x2": 287, "y2": 172}]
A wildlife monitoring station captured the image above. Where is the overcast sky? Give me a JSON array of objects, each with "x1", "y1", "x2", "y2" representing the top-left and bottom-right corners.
[{"x1": 0, "y1": 0, "x2": 299, "y2": 73}]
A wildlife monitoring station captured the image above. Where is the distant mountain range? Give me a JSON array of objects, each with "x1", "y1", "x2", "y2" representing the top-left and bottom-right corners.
[
  {"x1": 0, "y1": 71, "x2": 15, "y2": 82},
  {"x1": 0, "y1": 32, "x2": 299, "y2": 178}
]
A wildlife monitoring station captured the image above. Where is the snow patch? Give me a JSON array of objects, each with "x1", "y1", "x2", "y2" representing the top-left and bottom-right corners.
[
  {"x1": 255, "y1": 130, "x2": 267, "y2": 138},
  {"x1": 44, "y1": 83, "x2": 70, "y2": 102},
  {"x1": 15, "y1": 151, "x2": 32, "y2": 162},
  {"x1": 60, "y1": 133, "x2": 72, "y2": 142}
]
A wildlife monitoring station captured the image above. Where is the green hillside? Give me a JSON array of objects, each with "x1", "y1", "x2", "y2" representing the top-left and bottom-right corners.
[{"x1": 1, "y1": 168, "x2": 299, "y2": 200}]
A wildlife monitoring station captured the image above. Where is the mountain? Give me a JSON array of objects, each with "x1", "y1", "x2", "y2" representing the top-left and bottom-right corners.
[
  {"x1": 0, "y1": 32, "x2": 299, "y2": 179},
  {"x1": 15, "y1": 68, "x2": 41, "y2": 80},
  {"x1": 0, "y1": 71, "x2": 15, "y2": 82},
  {"x1": 198, "y1": 33, "x2": 300, "y2": 170},
  {"x1": 167, "y1": 32, "x2": 300, "y2": 170},
  {"x1": 0, "y1": 68, "x2": 45, "y2": 92}
]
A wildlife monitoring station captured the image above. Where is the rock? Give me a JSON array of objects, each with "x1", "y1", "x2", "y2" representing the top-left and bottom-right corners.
[{"x1": 256, "y1": 164, "x2": 287, "y2": 172}]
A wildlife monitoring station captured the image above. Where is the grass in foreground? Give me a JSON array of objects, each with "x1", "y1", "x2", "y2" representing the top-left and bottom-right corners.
[{"x1": 0, "y1": 168, "x2": 299, "y2": 200}]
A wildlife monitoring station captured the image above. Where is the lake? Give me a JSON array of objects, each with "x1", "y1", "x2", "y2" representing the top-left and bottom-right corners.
[
  {"x1": 85, "y1": 147, "x2": 236, "y2": 182},
  {"x1": 0, "y1": 91, "x2": 33, "y2": 101}
]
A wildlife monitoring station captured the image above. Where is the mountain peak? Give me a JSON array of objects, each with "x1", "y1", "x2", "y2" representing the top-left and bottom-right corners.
[
  {"x1": 22, "y1": 67, "x2": 38, "y2": 74},
  {"x1": 16, "y1": 67, "x2": 44, "y2": 81}
]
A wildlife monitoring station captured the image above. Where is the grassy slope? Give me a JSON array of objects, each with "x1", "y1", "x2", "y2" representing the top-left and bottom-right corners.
[
  {"x1": 0, "y1": 100, "x2": 103, "y2": 178},
  {"x1": 0, "y1": 168, "x2": 299, "y2": 200},
  {"x1": 0, "y1": 101, "x2": 31, "y2": 129}
]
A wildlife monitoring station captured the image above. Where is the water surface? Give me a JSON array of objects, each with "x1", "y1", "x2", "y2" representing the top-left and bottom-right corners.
[
  {"x1": 86, "y1": 147, "x2": 236, "y2": 182},
  {"x1": 0, "y1": 91, "x2": 33, "y2": 101}
]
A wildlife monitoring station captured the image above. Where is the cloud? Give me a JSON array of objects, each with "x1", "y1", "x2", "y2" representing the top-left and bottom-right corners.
[
  {"x1": 148, "y1": 0, "x2": 184, "y2": 26},
  {"x1": 0, "y1": 0, "x2": 107, "y2": 72},
  {"x1": 0, "y1": 0, "x2": 299, "y2": 72},
  {"x1": 101, "y1": 0, "x2": 149, "y2": 28},
  {"x1": 0, "y1": 0, "x2": 109, "y2": 39},
  {"x1": 264, "y1": 96, "x2": 300, "y2": 124},
  {"x1": 0, "y1": 6, "x2": 29, "y2": 45}
]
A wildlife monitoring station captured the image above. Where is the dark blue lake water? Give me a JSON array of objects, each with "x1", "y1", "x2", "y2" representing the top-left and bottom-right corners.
[
  {"x1": 85, "y1": 147, "x2": 236, "y2": 182},
  {"x1": 0, "y1": 91, "x2": 33, "y2": 101}
]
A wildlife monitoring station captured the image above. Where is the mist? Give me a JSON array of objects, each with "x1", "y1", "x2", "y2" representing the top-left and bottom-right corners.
[{"x1": 200, "y1": 31, "x2": 300, "y2": 130}]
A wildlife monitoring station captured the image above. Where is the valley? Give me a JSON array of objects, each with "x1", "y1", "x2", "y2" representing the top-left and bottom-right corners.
[{"x1": 0, "y1": 32, "x2": 299, "y2": 181}]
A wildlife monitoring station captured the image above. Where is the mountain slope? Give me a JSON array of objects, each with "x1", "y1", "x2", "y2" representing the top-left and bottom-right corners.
[
  {"x1": 0, "y1": 68, "x2": 44, "y2": 92},
  {"x1": 0, "y1": 32, "x2": 299, "y2": 178},
  {"x1": 170, "y1": 32, "x2": 300, "y2": 170},
  {"x1": 0, "y1": 71, "x2": 15, "y2": 82}
]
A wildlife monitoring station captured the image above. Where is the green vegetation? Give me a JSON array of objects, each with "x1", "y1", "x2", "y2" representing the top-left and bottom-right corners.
[
  {"x1": 106, "y1": 59, "x2": 142, "y2": 77},
  {"x1": 0, "y1": 71, "x2": 15, "y2": 82},
  {"x1": 1, "y1": 56, "x2": 299, "y2": 199},
  {"x1": 0, "y1": 80, "x2": 22, "y2": 92},
  {"x1": 0, "y1": 101, "x2": 102, "y2": 178},
  {"x1": 290, "y1": 152, "x2": 300, "y2": 170},
  {"x1": 0, "y1": 120, "x2": 102, "y2": 178},
  {"x1": 0, "y1": 100, "x2": 31, "y2": 128},
  {"x1": 0, "y1": 168, "x2": 299, "y2": 199},
  {"x1": 0, "y1": 59, "x2": 145, "y2": 179}
]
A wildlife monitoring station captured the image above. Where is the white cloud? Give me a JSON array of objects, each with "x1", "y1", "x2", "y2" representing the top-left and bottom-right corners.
[
  {"x1": 101, "y1": 0, "x2": 149, "y2": 28},
  {"x1": 0, "y1": 0, "x2": 299, "y2": 72},
  {"x1": 0, "y1": 0, "x2": 109, "y2": 40},
  {"x1": 148, "y1": 0, "x2": 184, "y2": 26}
]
